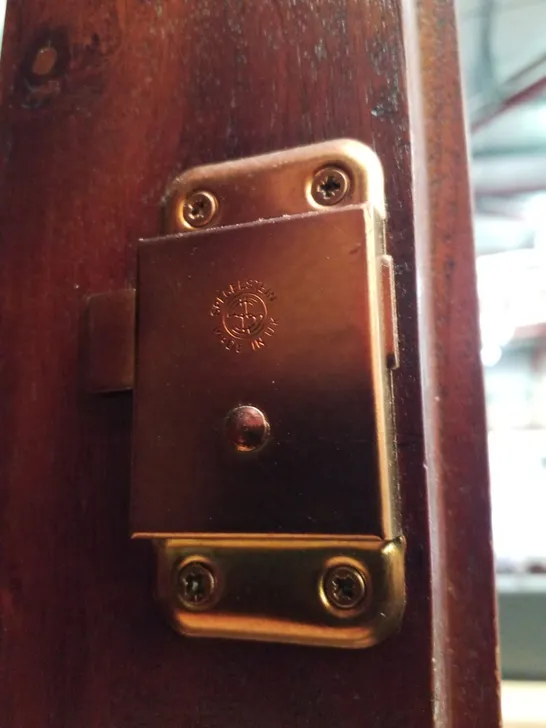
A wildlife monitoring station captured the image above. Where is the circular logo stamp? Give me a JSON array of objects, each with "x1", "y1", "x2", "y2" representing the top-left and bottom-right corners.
[{"x1": 211, "y1": 279, "x2": 278, "y2": 352}]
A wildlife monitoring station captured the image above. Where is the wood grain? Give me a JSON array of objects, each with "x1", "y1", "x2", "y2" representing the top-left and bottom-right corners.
[
  {"x1": 403, "y1": 3, "x2": 502, "y2": 725},
  {"x1": 0, "y1": 1, "x2": 499, "y2": 726}
]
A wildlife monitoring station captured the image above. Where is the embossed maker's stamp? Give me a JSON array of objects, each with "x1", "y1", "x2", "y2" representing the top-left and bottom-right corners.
[{"x1": 210, "y1": 279, "x2": 278, "y2": 352}]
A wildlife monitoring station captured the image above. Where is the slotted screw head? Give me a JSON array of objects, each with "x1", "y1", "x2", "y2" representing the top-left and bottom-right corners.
[
  {"x1": 180, "y1": 190, "x2": 218, "y2": 228},
  {"x1": 323, "y1": 564, "x2": 366, "y2": 610},
  {"x1": 177, "y1": 561, "x2": 216, "y2": 610},
  {"x1": 311, "y1": 166, "x2": 350, "y2": 206}
]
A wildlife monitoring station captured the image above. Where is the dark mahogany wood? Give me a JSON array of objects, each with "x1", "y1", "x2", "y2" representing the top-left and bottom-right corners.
[
  {"x1": 403, "y1": 2, "x2": 502, "y2": 724},
  {"x1": 0, "y1": 1, "x2": 500, "y2": 727}
]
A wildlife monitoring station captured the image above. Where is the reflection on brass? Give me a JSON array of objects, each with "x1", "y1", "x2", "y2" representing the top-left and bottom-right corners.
[
  {"x1": 134, "y1": 206, "x2": 397, "y2": 538},
  {"x1": 224, "y1": 405, "x2": 271, "y2": 453},
  {"x1": 86, "y1": 289, "x2": 135, "y2": 393},
  {"x1": 310, "y1": 166, "x2": 350, "y2": 206},
  {"x1": 131, "y1": 140, "x2": 403, "y2": 648},
  {"x1": 156, "y1": 536, "x2": 405, "y2": 649},
  {"x1": 381, "y1": 254, "x2": 400, "y2": 369}
]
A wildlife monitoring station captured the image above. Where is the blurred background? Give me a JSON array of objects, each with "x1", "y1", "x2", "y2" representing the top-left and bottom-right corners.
[{"x1": 457, "y1": 0, "x2": 546, "y2": 724}]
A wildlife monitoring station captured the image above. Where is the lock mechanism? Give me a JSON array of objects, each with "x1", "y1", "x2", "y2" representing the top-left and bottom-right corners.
[{"x1": 87, "y1": 140, "x2": 404, "y2": 648}]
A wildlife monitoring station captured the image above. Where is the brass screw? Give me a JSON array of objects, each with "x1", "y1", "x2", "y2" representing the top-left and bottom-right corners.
[
  {"x1": 177, "y1": 561, "x2": 217, "y2": 609},
  {"x1": 180, "y1": 190, "x2": 218, "y2": 228},
  {"x1": 311, "y1": 166, "x2": 350, "y2": 206},
  {"x1": 323, "y1": 564, "x2": 366, "y2": 610}
]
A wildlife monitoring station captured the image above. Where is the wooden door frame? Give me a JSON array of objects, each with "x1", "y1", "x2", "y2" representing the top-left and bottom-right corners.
[{"x1": 405, "y1": 2, "x2": 501, "y2": 724}]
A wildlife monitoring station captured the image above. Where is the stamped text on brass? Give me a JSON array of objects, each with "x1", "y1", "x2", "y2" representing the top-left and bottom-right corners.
[{"x1": 211, "y1": 279, "x2": 278, "y2": 352}]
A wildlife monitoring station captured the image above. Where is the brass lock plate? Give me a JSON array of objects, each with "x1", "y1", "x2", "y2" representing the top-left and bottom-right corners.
[{"x1": 131, "y1": 140, "x2": 404, "y2": 648}]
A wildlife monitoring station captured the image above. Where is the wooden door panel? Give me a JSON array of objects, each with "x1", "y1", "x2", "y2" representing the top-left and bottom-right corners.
[{"x1": 0, "y1": 2, "x2": 499, "y2": 727}]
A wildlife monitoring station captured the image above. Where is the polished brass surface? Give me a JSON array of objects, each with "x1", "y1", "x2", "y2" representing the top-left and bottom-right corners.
[
  {"x1": 224, "y1": 405, "x2": 270, "y2": 453},
  {"x1": 156, "y1": 536, "x2": 405, "y2": 649},
  {"x1": 133, "y1": 205, "x2": 397, "y2": 537},
  {"x1": 179, "y1": 190, "x2": 218, "y2": 229},
  {"x1": 86, "y1": 289, "x2": 135, "y2": 393},
  {"x1": 130, "y1": 140, "x2": 403, "y2": 648},
  {"x1": 310, "y1": 166, "x2": 350, "y2": 206},
  {"x1": 381, "y1": 253, "x2": 400, "y2": 369}
]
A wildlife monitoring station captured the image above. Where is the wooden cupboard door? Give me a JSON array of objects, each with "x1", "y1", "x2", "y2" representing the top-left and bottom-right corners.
[{"x1": 0, "y1": 2, "x2": 500, "y2": 727}]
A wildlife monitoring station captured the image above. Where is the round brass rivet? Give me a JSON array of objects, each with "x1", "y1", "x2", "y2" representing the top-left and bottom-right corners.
[
  {"x1": 225, "y1": 405, "x2": 270, "y2": 453},
  {"x1": 311, "y1": 166, "x2": 350, "y2": 206}
]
